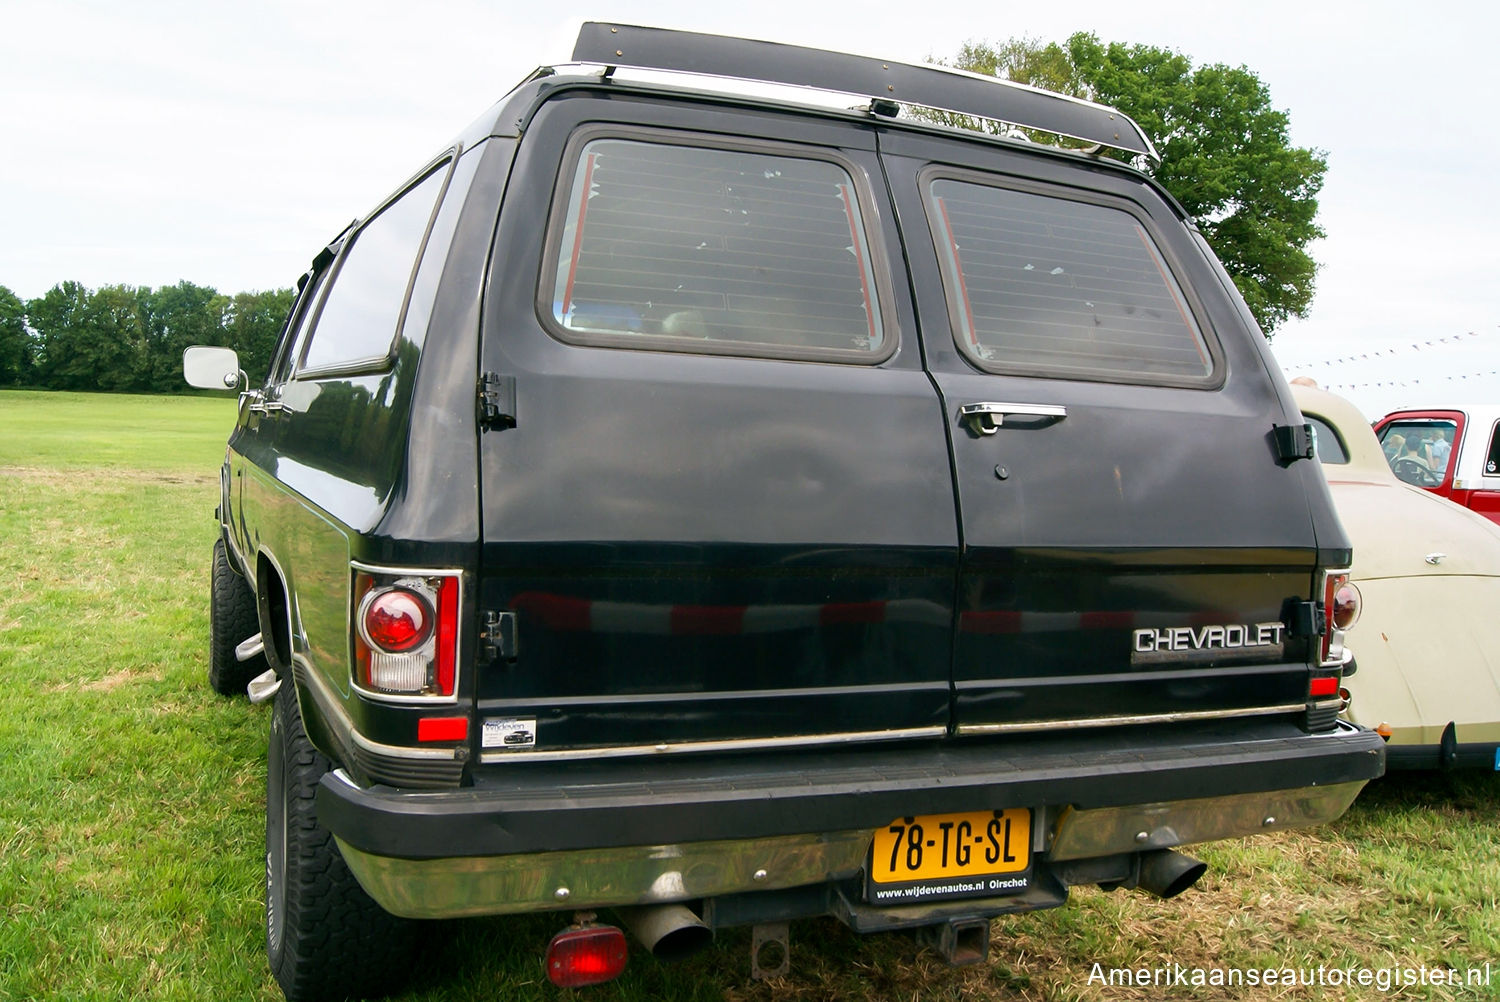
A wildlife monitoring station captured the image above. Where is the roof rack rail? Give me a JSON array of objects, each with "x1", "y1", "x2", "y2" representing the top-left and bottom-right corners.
[{"x1": 572, "y1": 22, "x2": 1157, "y2": 162}]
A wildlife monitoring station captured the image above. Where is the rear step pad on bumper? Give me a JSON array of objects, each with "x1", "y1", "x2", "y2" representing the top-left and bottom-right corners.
[{"x1": 319, "y1": 719, "x2": 1384, "y2": 859}]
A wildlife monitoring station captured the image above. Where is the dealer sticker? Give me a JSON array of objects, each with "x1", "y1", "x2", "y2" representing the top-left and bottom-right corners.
[{"x1": 482, "y1": 717, "x2": 537, "y2": 750}]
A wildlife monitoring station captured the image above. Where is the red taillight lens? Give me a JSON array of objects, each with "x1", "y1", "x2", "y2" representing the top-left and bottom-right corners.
[
  {"x1": 1331, "y1": 582, "x2": 1361, "y2": 631},
  {"x1": 435, "y1": 576, "x2": 458, "y2": 695},
  {"x1": 545, "y1": 926, "x2": 628, "y2": 988},
  {"x1": 362, "y1": 588, "x2": 433, "y2": 653},
  {"x1": 1322, "y1": 572, "x2": 1346, "y2": 635},
  {"x1": 1309, "y1": 676, "x2": 1339, "y2": 698}
]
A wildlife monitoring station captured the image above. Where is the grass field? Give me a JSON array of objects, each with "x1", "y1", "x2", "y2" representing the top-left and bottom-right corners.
[{"x1": 0, "y1": 388, "x2": 1496, "y2": 1001}]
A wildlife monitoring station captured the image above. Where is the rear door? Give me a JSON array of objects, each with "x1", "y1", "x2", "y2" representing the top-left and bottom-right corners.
[
  {"x1": 474, "y1": 94, "x2": 958, "y2": 756},
  {"x1": 880, "y1": 130, "x2": 1324, "y2": 732}
]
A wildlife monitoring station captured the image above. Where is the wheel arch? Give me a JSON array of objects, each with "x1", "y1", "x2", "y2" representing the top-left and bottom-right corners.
[{"x1": 256, "y1": 547, "x2": 345, "y2": 766}]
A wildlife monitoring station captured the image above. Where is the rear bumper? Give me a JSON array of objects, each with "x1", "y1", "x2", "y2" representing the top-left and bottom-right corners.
[{"x1": 319, "y1": 719, "x2": 1385, "y2": 919}]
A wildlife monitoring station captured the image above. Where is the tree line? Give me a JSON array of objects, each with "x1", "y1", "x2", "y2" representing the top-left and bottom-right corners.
[{"x1": 0, "y1": 281, "x2": 293, "y2": 392}]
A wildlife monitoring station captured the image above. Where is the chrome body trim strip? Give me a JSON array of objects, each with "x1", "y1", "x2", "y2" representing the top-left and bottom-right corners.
[
  {"x1": 478, "y1": 726, "x2": 946, "y2": 764},
  {"x1": 297, "y1": 655, "x2": 459, "y2": 763},
  {"x1": 955, "y1": 703, "x2": 1307, "y2": 736},
  {"x1": 349, "y1": 723, "x2": 460, "y2": 763}
]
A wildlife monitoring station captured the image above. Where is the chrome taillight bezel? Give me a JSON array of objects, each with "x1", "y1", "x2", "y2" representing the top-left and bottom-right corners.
[
  {"x1": 351, "y1": 562, "x2": 463, "y2": 704},
  {"x1": 1317, "y1": 567, "x2": 1356, "y2": 669}
]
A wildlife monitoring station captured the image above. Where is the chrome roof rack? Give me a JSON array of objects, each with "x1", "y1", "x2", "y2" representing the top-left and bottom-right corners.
[{"x1": 572, "y1": 22, "x2": 1158, "y2": 162}]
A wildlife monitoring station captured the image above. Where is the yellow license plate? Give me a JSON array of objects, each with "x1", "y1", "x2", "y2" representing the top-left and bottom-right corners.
[{"x1": 869, "y1": 809, "x2": 1031, "y2": 884}]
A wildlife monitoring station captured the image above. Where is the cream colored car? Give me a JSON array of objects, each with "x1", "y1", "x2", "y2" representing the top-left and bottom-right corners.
[{"x1": 1295, "y1": 383, "x2": 1500, "y2": 769}]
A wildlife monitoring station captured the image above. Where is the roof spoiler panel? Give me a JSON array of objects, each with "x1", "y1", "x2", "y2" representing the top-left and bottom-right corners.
[{"x1": 572, "y1": 22, "x2": 1157, "y2": 161}]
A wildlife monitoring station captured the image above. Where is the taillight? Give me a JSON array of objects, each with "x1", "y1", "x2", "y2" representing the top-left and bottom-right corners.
[
  {"x1": 1318, "y1": 569, "x2": 1357, "y2": 667},
  {"x1": 362, "y1": 589, "x2": 433, "y2": 653},
  {"x1": 1331, "y1": 582, "x2": 1361, "y2": 631},
  {"x1": 353, "y1": 567, "x2": 461, "y2": 699},
  {"x1": 545, "y1": 925, "x2": 628, "y2": 988}
]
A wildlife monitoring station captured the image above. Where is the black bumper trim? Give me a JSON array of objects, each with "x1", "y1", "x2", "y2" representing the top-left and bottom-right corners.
[
  {"x1": 318, "y1": 719, "x2": 1385, "y2": 860},
  {"x1": 1385, "y1": 742, "x2": 1500, "y2": 771}
]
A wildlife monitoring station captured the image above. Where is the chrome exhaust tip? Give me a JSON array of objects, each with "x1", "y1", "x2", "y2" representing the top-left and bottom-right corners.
[
  {"x1": 1136, "y1": 849, "x2": 1207, "y2": 899},
  {"x1": 615, "y1": 904, "x2": 712, "y2": 961}
]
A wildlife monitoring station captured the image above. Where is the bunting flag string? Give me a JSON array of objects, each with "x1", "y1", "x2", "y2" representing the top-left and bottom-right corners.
[
  {"x1": 1280, "y1": 328, "x2": 1490, "y2": 371},
  {"x1": 1317, "y1": 369, "x2": 1500, "y2": 392}
]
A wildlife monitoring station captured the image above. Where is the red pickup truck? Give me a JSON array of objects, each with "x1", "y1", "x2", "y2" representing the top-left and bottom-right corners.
[{"x1": 1375, "y1": 406, "x2": 1500, "y2": 523}]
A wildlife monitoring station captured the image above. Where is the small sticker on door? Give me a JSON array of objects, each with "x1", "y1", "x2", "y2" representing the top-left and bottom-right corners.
[{"x1": 483, "y1": 717, "x2": 537, "y2": 750}]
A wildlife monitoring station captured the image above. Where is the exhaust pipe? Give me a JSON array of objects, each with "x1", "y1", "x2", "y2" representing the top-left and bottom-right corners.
[
  {"x1": 1136, "y1": 849, "x2": 1207, "y2": 899},
  {"x1": 615, "y1": 904, "x2": 712, "y2": 961}
]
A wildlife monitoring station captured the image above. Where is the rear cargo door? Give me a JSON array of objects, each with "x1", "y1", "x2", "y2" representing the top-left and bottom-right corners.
[
  {"x1": 473, "y1": 96, "x2": 958, "y2": 756},
  {"x1": 880, "y1": 130, "x2": 1323, "y2": 733}
]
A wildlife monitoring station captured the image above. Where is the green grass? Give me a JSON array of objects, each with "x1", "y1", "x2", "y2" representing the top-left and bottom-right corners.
[{"x1": 1, "y1": 388, "x2": 1497, "y2": 1001}]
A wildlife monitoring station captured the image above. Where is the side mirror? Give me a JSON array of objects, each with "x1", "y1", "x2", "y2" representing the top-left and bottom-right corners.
[{"x1": 183, "y1": 345, "x2": 244, "y2": 390}]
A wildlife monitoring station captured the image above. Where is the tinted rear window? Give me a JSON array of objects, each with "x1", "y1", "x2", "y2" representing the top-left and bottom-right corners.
[
  {"x1": 545, "y1": 136, "x2": 887, "y2": 361},
  {"x1": 925, "y1": 175, "x2": 1214, "y2": 384},
  {"x1": 1306, "y1": 415, "x2": 1349, "y2": 465}
]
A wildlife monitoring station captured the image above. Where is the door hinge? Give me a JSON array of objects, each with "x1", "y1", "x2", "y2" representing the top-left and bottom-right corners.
[
  {"x1": 1272, "y1": 423, "x2": 1314, "y2": 465},
  {"x1": 478, "y1": 372, "x2": 517, "y2": 430},
  {"x1": 480, "y1": 610, "x2": 518, "y2": 662},
  {"x1": 1283, "y1": 599, "x2": 1323, "y2": 637}
]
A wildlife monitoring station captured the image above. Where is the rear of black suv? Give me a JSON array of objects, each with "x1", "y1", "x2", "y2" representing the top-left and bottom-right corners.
[{"x1": 190, "y1": 23, "x2": 1383, "y2": 1002}]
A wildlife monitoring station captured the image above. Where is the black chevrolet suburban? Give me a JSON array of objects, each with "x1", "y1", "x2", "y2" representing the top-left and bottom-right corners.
[{"x1": 183, "y1": 23, "x2": 1384, "y2": 1002}]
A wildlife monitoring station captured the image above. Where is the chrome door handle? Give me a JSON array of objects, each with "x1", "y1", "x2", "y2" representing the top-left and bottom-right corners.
[
  {"x1": 958, "y1": 402, "x2": 1067, "y2": 436},
  {"x1": 244, "y1": 391, "x2": 285, "y2": 416}
]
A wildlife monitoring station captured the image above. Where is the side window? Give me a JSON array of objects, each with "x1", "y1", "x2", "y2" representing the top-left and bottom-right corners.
[
  {"x1": 298, "y1": 161, "x2": 450, "y2": 375},
  {"x1": 924, "y1": 173, "x2": 1216, "y2": 385},
  {"x1": 542, "y1": 134, "x2": 890, "y2": 362},
  {"x1": 1485, "y1": 423, "x2": 1500, "y2": 476},
  {"x1": 1306, "y1": 415, "x2": 1349, "y2": 465},
  {"x1": 268, "y1": 267, "x2": 331, "y2": 385}
]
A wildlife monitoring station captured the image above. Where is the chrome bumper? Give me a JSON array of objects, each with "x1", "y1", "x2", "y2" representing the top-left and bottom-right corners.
[{"x1": 335, "y1": 779, "x2": 1366, "y2": 919}]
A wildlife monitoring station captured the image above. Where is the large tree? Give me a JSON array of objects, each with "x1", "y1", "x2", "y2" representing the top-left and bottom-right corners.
[
  {"x1": 0, "y1": 286, "x2": 33, "y2": 386},
  {"x1": 933, "y1": 35, "x2": 1326, "y2": 335},
  {"x1": 138, "y1": 281, "x2": 230, "y2": 392},
  {"x1": 28, "y1": 282, "x2": 145, "y2": 392},
  {"x1": 224, "y1": 288, "x2": 294, "y2": 386}
]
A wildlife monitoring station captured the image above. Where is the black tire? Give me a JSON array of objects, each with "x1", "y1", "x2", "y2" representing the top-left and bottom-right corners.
[
  {"x1": 266, "y1": 679, "x2": 417, "y2": 1002},
  {"x1": 210, "y1": 537, "x2": 267, "y2": 696}
]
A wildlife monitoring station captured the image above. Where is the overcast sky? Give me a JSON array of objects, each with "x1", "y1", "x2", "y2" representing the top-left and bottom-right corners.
[{"x1": 3, "y1": 0, "x2": 1495, "y2": 418}]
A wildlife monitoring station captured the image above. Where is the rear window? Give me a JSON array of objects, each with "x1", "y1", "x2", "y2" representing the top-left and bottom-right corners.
[
  {"x1": 1306, "y1": 415, "x2": 1349, "y2": 465},
  {"x1": 544, "y1": 134, "x2": 889, "y2": 362},
  {"x1": 924, "y1": 173, "x2": 1215, "y2": 385}
]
